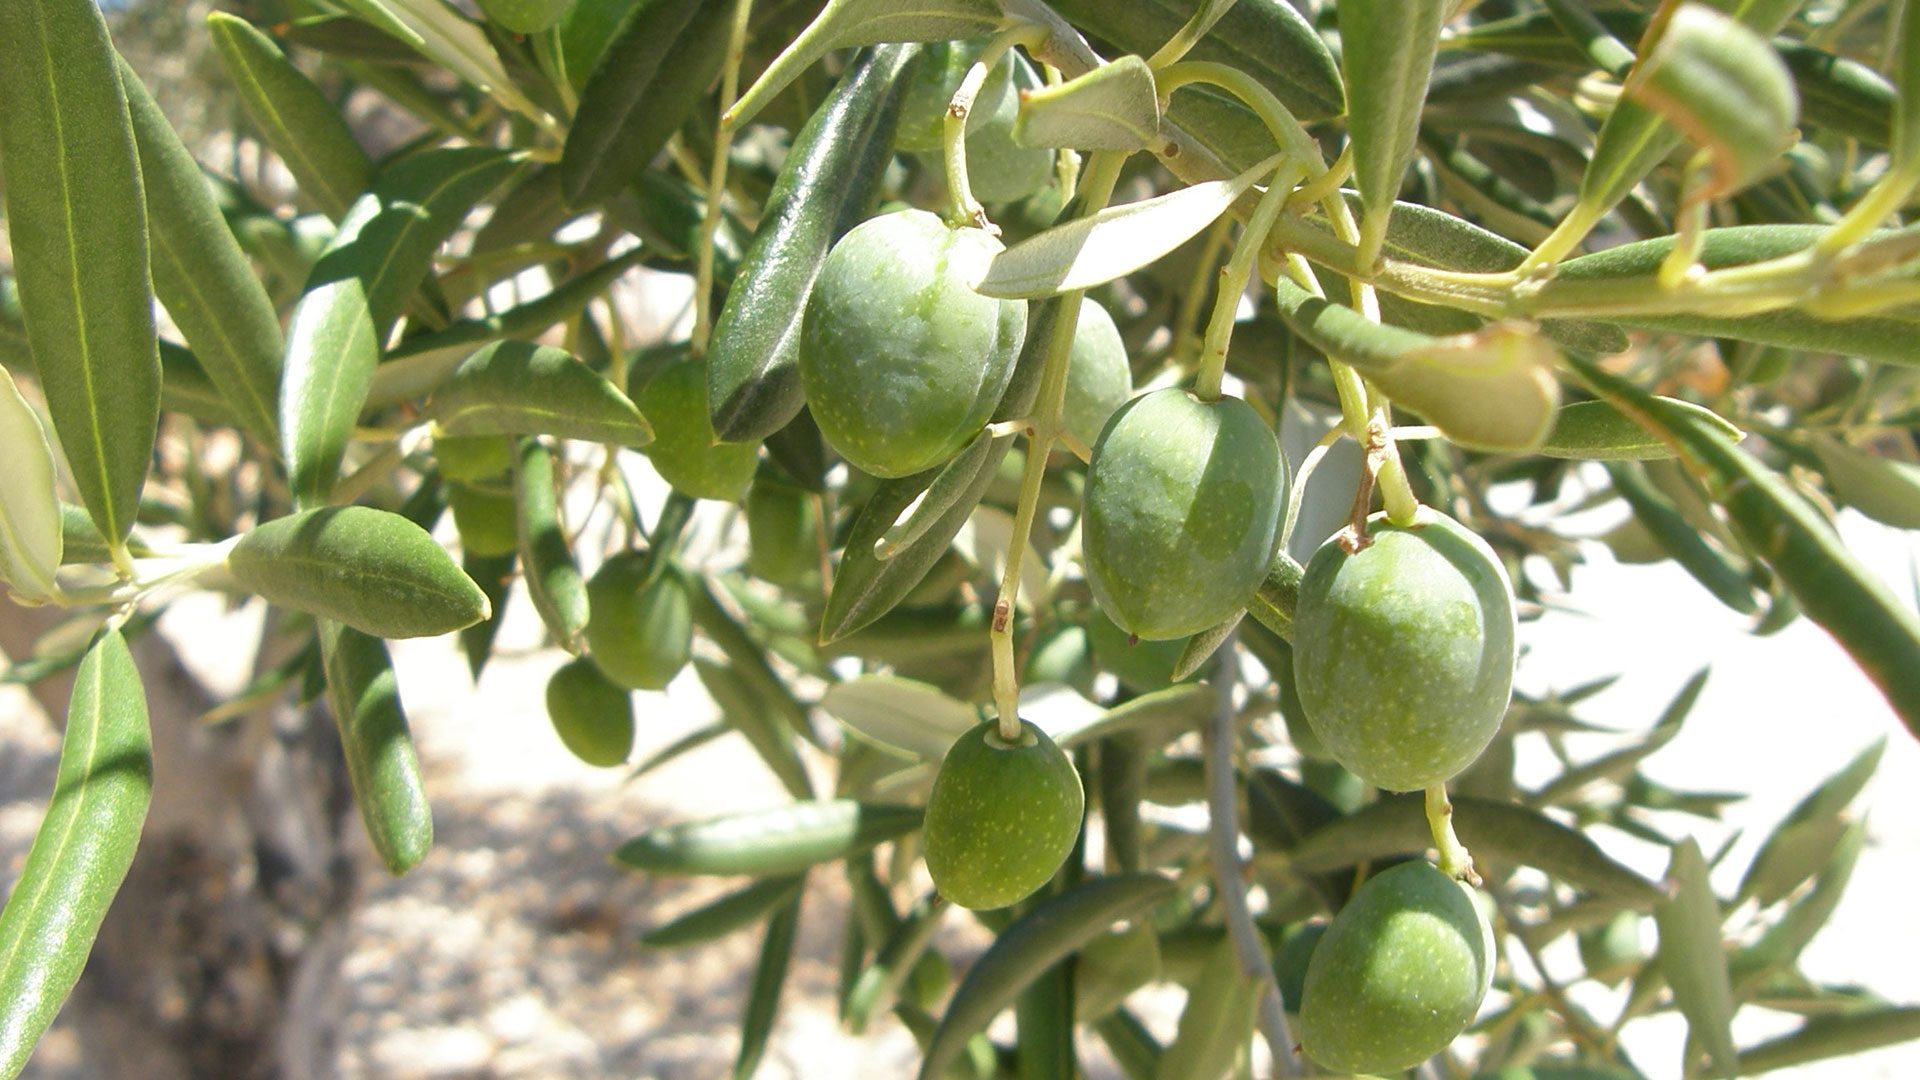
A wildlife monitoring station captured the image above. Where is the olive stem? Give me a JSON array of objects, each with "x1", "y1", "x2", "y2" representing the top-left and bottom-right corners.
[
  {"x1": 943, "y1": 25, "x2": 1047, "y2": 231},
  {"x1": 988, "y1": 153, "x2": 1125, "y2": 737},
  {"x1": 1203, "y1": 636, "x2": 1301, "y2": 1077},
  {"x1": 1147, "y1": 0, "x2": 1239, "y2": 70},
  {"x1": 1424, "y1": 783, "x2": 1480, "y2": 885},
  {"x1": 1194, "y1": 160, "x2": 1304, "y2": 401},
  {"x1": 691, "y1": 0, "x2": 756, "y2": 355}
]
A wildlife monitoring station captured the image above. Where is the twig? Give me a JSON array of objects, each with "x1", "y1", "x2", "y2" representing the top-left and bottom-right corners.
[{"x1": 1204, "y1": 633, "x2": 1300, "y2": 1076}]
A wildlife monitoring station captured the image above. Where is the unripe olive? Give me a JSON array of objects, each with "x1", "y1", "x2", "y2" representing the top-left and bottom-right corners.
[
  {"x1": 923, "y1": 718, "x2": 1083, "y2": 910},
  {"x1": 1062, "y1": 299, "x2": 1132, "y2": 451},
  {"x1": 745, "y1": 478, "x2": 820, "y2": 590},
  {"x1": 545, "y1": 656, "x2": 635, "y2": 767},
  {"x1": 1082, "y1": 389, "x2": 1285, "y2": 640},
  {"x1": 636, "y1": 355, "x2": 760, "y2": 502},
  {"x1": 1274, "y1": 921, "x2": 1327, "y2": 1015},
  {"x1": 585, "y1": 553, "x2": 693, "y2": 690},
  {"x1": 801, "y1": 209, "x2": 1026, "y2": 478},
  {"x1": 897, "y1": 42, "x2": 1052, "y2": 203},
  {"x1": 1299, "y1": 861, "x2": 1494, "y2": 1075},
  {"x1": 447, "y1": 481, "x2": 518, "y2": 558},
  {"x1": 1292, "y1": 507, "x2": 1517, "y2": 791}
]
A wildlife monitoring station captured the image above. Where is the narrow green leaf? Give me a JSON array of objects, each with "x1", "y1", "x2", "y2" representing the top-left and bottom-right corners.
[
  {"x1": 459, "y1": 550, "x2": 514, "y2": 680},
  {"x1": 919, "y1": 873, "x2": 1175, "y2": 1080},
  {"x1": 117, "y1": 57, "x2": 284, "y2": 446},
  {"x1": 876, "y1": 430, "x2": 1000, "y2": 560},
  {"x1": 308, "y1": 146, "x2": 520, "y2": 339},
  {"x1": 206, "y1": 13, "x2": 375, "y2": 220},
  {"x1": 1607, "y1": 460, "x2": 1760, "y2": 616},
  {"x1": 1044, "y1": 684, "x2": 1218, "y2": 753},
  {"x1": 1569, "y1": 354, "x2": 1920, "y2": 741},
  {"x1": 1156, "y1": 936, "x2": 1255, "y2": 1080},
  {"x1": 846, "y1": 894, "x2": 948, "y2": 1033},
  {"x1": 1095, "y1": 1008, "x2": 1165, "y2": 1080},
  {"x1": 1531, "y1": 669, "x2": 1705, "y2": 808},
  {"x1": 976, "y1": 153, "x2": 1282, "y2": 299},
  {"x1": 1338, "y1": 0, "x2": 1446, "y2": 269},
  {"x1": 1736, "y1": 739, "x2": 1883, "y2": 906},
  {"x1": 693, "y1": 658, "x2": 817, "y2": 801},
  {"x1": 229, "y1": 506, "x2": 492, "y2": 639},
  {"x1": 317, "y1": 620, "x2": 434, "y2": 875},
  {"x1": 0, "y1": 0, "x2": 161, "y2": 551},
  {"x1": 1732, "y1": 818, "x2": 1866, "y2": 993},
  {"x1": 1541, "y1": 398, "x2": 1741, "y2": 461},
  {"x1": 709, "y1": 43, "x2": 922, "y2": 443},
  {"x1": 512, "y1": 438, "x2": 590, "y2": 652},
  {"x1": 0, "y1": 629, "x2": 151, "y2": 1078},
  {"x1": 734, "y1": 891, "x2": 803, "y2": 1080},
  {"x1": 337, "y1": 0, "x2": 541, "y2": 121},
  {"x1": 615, "y1": 800, "x2": 923, "y2": 877},
  {"x1": 0, "y1": 368, "x2": 63, "y2": 601},
  {"x1": 1737, "y1": 1006, "x2": 1920, "y2": 1075},
  {"x1": 1283, "y1": 793, "x2": 1666, "y2": 907},
  {"x1": 280, "y1": 13, "x2": 424, "y2": 65},
  {"x1": 560, "y1": 0, "x2": 735, "y2": 208},
  {"x1": 642, "y1": 875, "x2": 807, "y2": 948},
  {"x1": 821, "y1": 675, "x2": 977, "y2": 761},
  {"x1": 1655, "y1": 838, "x2": 1737, "y2": 1078},
  {"x1": 1808, "y1": 436, "x2": 1920, "y2": 529},
  {"x1": 430, "y1": 340, "x2": 653, "y2": 446},
  {"x1": 1892, "y1": 0, "x2": 1920, "y2": 177},
  {"x1": 282, "y1": 279, "x2": 379, "y2": 508},
  {"x1": 1013, "y1": 56, "x2": 1162, "y2": 152}
]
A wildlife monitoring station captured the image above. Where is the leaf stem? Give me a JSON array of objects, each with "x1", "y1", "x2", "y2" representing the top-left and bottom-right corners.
[
  {"x1": 692, "y1": 0, "x2": 756, "y2": 356},
  {"x1": 1147, "y1": 0, "x2": 1240, "y2": 70},
  {"x1": 1194, "y1": 162, "x2": 1303, "y2": 400}
]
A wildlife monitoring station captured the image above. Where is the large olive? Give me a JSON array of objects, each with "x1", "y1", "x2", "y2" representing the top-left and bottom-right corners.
[
  {"x1": 584, "y1": 553, "x2": 693, "y2": 690},
  {"x1": 636, "y1": 355, "x2": 760, "y2": 502},
  {"x1": 1299, "y1": 860, "x2": 1494, "y2": 1075},
  {"x1": 923, "y1": 718, "x2": 1083, "y2": 910},
  {"x1": 1082, "y1": 389, "x2": 1285, "y2": 640},
  {"x1": 545, "y1": 656, "x2": 635, "y2": 767},
  {"x1": 1061, "y1": 299, "x2": 1132, "y2": 451},
  {"x1": 1293, "y1": 507, "x2": 1516, "y2": 791},
  {"x1": 801, "y1": 209, "x2": 1026, "y2": 478}
]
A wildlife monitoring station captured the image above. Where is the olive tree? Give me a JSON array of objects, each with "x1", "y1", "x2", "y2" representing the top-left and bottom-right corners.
[{"x1": 2, "y1": 0, "x2": 1919, "y2": 1077}]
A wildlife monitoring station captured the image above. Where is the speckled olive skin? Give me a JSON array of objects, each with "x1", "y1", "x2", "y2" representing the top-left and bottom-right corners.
[
  {"x1": 1299, "y1": 861, "x2": 1494, "y2": 1075},
  {"x1": 1082, "y1": 389, "x2": 1285, "y2": 640},
  {"x1": 1062, "y1": 299, "x2": 1132, "y2": 450},
  {"x1": 924, "y1": 718, "x2": 1084, "y2": 910},
  {"x1": 800, "y1": 210, "x2": 1026, "y2": 478},
  {"x1": 1293, "y1": 507, "x2": 1516, "y2": 791},
  {"x1": 638, "y1": 356, "x2": 760, "y2": 502},
  {"x1": 585, "y1": 554, "x2": 693, "y2": 691},
  {"x1": 545, "y1": 656, "x2": 635, "y2": 767}
]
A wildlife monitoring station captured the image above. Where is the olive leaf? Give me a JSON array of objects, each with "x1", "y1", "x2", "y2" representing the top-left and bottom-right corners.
[
  {"x1": 1738, "y1": 1006, "x2": 1920, "y2": 1074},
  {"x1": 846, "y1": 894, "x2": 948, "y2": 1033},
  {"x1": 919, "y1": 874, "x2": 1176, "y2": 1080},
  {"x1": 976, "y1": 153, "x2": 1283, "y2": 299},
  {"x1": 821, "y1": 675, "x2": 978, "y2": 761},
  {"x1": 1655, "y1": 838, "x2": 1738, "y2": 1078},
  {"x1": 118, "y1": 56, "x2": 285, "y2": 447},
  {"x1": 335, "y1": 0, "x2": 542, "y2": 122},
  {"x1": 876, "y1": 429, "x2": 1001, "y2": 560},
  {"x1": 317, "y1": 620, "x2": 434, "y2": 875},
  {"x1": 693, "y1": 658, "x2": 817, "y2": 802},
  {"x1": 734, "y1": 892, "x2": 802, "y2": 1080},
  {"x1": 228, "y1": 506, "x2": 492, "y2": 639},
  {"x1": 1156, "y1": 936, "x2": 1256, "y2": 1080},
  {"x1": 1338, "y1": 0, "x2": 1447, "y2": 269},
  {"x1": 726, "y1": 0, "x2": 999, "y2": 128},
  {"x1": 1623, "y1": 4, "x2": 1799, "y2": 200},
  {"x1": 1608, "y1": 461, "x2": 1761, "y2": 616},
  {"x1": 512, "y1": 438, "x2": 590, "y2": 652},
  {"x1": 0, "y1": 629, "x2": 151, "y2": 1078},
  {"x1": 1735, "y1": 738, "x2": 1882, "y2": 907},
  {"x1": 281, "y1": 12, "x2": 422, "y2": 64},
  {"x1": 615, "y1": 800, "x2": 923, "y2": 877},
  {"x1": 560, "y1": 0, "x2": 735, "y2": 208},
  {"x1": 641, "y1": 875, "x2": 806, "y2": 949},
  {"x1": 709, "y1": 44, "x2": 921, "y2": 444},
  {"x1": 282, "y1": 279, "x2": 379, "y2": 508},
  {"x1": 430, "y1": 340, "x2": 653, "y2": 446},
  {"x1": 0, "y1": 368, "x2": 63, "y2": 601},
  {"x1": 1807, "y1": 435, "x2": 1920, "y2": 529},
  {"x1": 1013, "y1": 55, "x2": 1161, "y2": 153},
  {"x1": 0, "y1": 0, "x2": 161, "y2": 552},
  {"x1": 206, "y1": 12, "x2": 375, "y2": 219},
  {"x1": 1541, "y1": 398, "x2": 1742, "y2": 461}
]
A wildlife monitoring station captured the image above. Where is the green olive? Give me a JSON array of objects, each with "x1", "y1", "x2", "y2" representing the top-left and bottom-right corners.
[
  {"x1": 447, "y1": 480, "x2": 518, "y2": 558},
  {"x1": 585, "y1": 553, "x2": 693, "y2": 690},
  {"x1": 1062, "y1": 299, "x2": 1132, "y2": 451},
  {"x1": 637, "y1": 355, "x2": 760, "y2": 502},
  {"x1": 1292, "y1": 507, "x2": 1517, "y2": 791},
  {"x1": 1299, "y1": 861, "x2": 1494, "y2": 1075},
  {"x1": 1082, "y1": 388, "x2": 1285, "y2": 640},
  {"x1": 1274, "y1": 921, "x2": 1327, "y2": 1015},
  {"x1": 801, "y1": 209, "x2": 1026, "y2": 478},
  {"x1": 545, "y1": 656, "x2": 636, "y2": 767},
  {"x1": 923, "y1": 718, "x2": 1083, "y2": 910},
  {"x1": 745, "y1": 478, "x2": 820, "y2": 590}
]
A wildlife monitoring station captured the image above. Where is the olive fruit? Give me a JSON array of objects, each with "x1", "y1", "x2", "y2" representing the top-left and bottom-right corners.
[
  {"x1": 584, "y1": 553, "x2": 693, "y2": 690},
  {"x1": 1082, "y1": 389, "x2": 1285, "y2": 640},
  {"x1": 545, "y1": 657, "x2": 635, "y2": 767},
  {"x1": 1086, "y1": 611, "x2": 1191, "y2": 693},
  {"x1": 745, "y1": 478, "x2": 820, "y2": 590},
  {"x1": 1292, "y1": 507, "x2": 1516, "y2": 792},
  {"x1": 802, "y1": 209, "x2": 1026, "y2": 478},
  {"x1": 1299, "y1": 860, "x2": 1494, "y2": 1075},
  {"x1": 897, "y1": 42, "x2": 1052, "y2": 203},
  {"x1": 894, "y1": 39, "x2": 980, "y2": 152},
  {"x1": 1062, "y1": 299, "x2": 1132, "y2": 450},
  {"x1": 447, "y1": 481, "x2": 518, "y2": 557},
  {"x1": 1274, "y1": 921, "x2": 1327, "y2": 1015},
  {"x1": 476, "y1": 0, "x2": 573, "y2": 34},
  {"x1": 636, "y1": 355, "x2": 760, "y2": 502},
  {"x1": 923, "y1": 718, "x2": 1083, "y2": 910}
]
